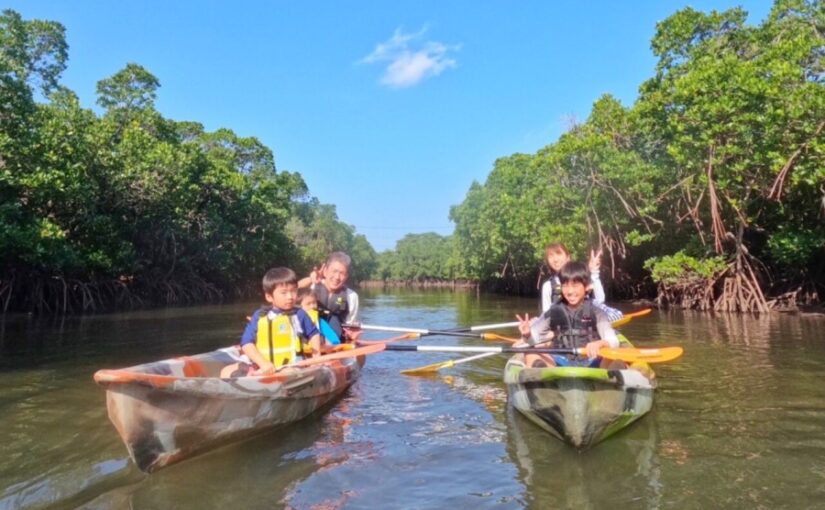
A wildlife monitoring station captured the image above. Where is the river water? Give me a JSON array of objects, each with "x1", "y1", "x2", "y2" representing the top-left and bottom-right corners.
[{"x1": 1, "y1": 289, "x2": 824, "y2": 509}]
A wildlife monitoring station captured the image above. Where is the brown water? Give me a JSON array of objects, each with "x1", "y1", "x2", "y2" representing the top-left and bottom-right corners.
[{"x1": 1, "y1": 289, "x2": 824, "y2": 509}]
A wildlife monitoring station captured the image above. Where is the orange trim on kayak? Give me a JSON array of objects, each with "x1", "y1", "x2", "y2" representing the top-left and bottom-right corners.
[
  {"x1": 181, "y1": 357, "x2": 205, "y2": 377},
  {"x1": 94, "y1": 369, "x2": 178, "y2": 388}
]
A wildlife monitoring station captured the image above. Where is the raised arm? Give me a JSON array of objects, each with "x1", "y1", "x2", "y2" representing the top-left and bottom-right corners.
[{"x1": 588, "y1": 249, "x2": 605, "y2": 306}]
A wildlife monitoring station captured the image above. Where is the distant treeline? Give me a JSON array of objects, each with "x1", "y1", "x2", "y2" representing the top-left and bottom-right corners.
[
  {"x1": 0, "y1": 10, "x2": 377, "y2": 313},
  {"x1": 380, "y1": 2, "x2": 825, "y2": 313}
]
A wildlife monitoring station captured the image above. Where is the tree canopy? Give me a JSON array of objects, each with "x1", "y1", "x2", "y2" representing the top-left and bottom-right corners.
[
  {"x1": 447, "y1": 0, "x2": 824, "y2": 311},
  {"x1": 0, "y1": 9, "x2": 376, "y2": 313}
]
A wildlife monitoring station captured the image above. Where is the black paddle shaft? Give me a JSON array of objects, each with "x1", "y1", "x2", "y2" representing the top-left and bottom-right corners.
[{"x1": 384, "y1": 344, "x2": 580, "y2": 355}]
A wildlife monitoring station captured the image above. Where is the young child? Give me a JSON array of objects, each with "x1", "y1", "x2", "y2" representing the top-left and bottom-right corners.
[
  {"x1": 297, "y1": 286, "x2": 343, "y2": 346},
  {"x1": 518, "y1": 261, "x2": 620, "y2": 368},
  {"x1": 297, "y1": 287, "x2": 319, "y2": 316},
  {"x1": 299, "y1": 251, "x2": 360, "y2": 341},
  {"x1": 221, "y1": 267, "x2": 322, "y2": 377},
  {"x1": 541, "y1": 243, "x2": 623, "y2": 321}
]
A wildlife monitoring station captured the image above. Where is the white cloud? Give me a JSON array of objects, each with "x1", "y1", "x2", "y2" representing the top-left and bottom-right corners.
[{"x1": 360, "y1": 27, "x2": 459, "y2": 88}]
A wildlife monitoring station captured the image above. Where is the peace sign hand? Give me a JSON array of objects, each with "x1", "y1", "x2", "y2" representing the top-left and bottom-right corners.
[{"x1": 588, "y1": 249, "x2": 602, "y2": 273}]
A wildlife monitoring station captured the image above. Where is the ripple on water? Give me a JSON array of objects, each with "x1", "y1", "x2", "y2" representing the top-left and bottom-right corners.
[{"x1": 3, "y1": 297, "x2": 825, "y2": 509}]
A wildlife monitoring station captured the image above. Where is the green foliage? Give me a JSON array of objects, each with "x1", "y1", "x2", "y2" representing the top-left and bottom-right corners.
[
  {"x1": 375, "y1": 233, "x2": 457, "y2": 281},
  {"x1": 449, "y1": 0, "x2": 825, "y2": 304},
  {"x1": 0, "y1": 10, "x2": 377, "y2": 312},
  {"x1": 644, "y1": 251, "x2": 728, "y2": 285},
  {"x1": 285, "y1": 201, "x2": 378, "y2": 283},
  {"x1": 767, "y1": 224, "x2": 824, "y2": 267},
  {"x1": 96, "y1": 63, "x2": 160, "y2": 113},
  {"x1": 0, "y1": 9, "x2": 67, "y2": 94}
]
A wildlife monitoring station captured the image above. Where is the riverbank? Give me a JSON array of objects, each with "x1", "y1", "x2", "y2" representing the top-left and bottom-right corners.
[{"x1": 360, "y1": 279, "x2": 479, "y2": 289}]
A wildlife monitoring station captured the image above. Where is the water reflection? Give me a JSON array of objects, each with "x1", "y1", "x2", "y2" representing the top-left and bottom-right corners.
[
  {"x1": 1, "y1": 293, "x2": 825, "y2": 509},
  {"x1": 505, "y1": 405, "x2": 663, "y2": 509}
]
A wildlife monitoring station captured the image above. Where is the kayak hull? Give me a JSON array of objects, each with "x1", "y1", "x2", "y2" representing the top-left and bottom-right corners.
[
  {"x1": 94, "y1": 347, "x2": 362, "y2": 472},
  {"x1": 504, "y1": 348, "x2": 655, "y2": 449}
]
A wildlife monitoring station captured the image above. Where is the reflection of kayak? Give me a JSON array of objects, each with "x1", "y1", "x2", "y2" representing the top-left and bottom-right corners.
[
  {"x1": 93, "y1": 346, "x2": 367, "y2": 472},
  {"x1": 504, "y1": 336, "x2": 656, "y2": 449}
]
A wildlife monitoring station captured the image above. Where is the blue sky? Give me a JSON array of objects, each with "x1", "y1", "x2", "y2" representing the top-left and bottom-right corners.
[{"x1": 9, "y1": 1, "x2": 773, "y2": 251}]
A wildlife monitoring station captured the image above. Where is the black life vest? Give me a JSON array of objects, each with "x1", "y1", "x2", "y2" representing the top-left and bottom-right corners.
[
  {"x1": 314, "y1": 284, "x2": 349, "y2": 338},
  {"x1": 544, "y1": 301, "x2": 599, "y2": 350},
  {"x1": 544, "y1": 275, "x2": 596, "y2": 309}
]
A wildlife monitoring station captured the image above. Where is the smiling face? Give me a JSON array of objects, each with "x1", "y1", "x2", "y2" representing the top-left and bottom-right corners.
[
  {"x1": 546, "y1": 248, "x2": 571, "y2": 273},
  {"x1": 323, "y1": 261, "x2": 349, "y2": 292},
  {"x1": 560, "y1": 280, "x2": 591, "y2": 308},
  {"x1": 266, "y1": 282, "x2": 298, "y2": 310}
]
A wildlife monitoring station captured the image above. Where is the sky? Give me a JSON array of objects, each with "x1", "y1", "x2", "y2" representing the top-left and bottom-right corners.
[{"x1": 8, "y1": 0, "x2": 774, "y2": 251}]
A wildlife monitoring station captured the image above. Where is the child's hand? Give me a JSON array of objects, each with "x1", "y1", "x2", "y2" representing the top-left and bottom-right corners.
[
  {"x1": 516, "y1": 313, "x2": 532, "y2": 339},
  {"x1": 584, "y1": 339, "x2": 609, "y2": 358},
  {"x1": 588, "y1": 249, "x2": 602, "y2": 273},
  {"x1": 252, "y1": 361, "x2": 276, "y2": 375}
]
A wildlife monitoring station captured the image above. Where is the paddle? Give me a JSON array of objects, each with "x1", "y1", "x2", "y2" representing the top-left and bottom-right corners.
[
  {"x1": 289, "y1": 342, "x2": 386, "y2": 368},
  {"x1": 609, "y1": 308, "x2": 653, "y2": 328},
  {"x1": 400, "y1": 352, "x2": 498, "y2": 375},
  {"x1": 353, "y1": 309, "x2": 653, "y2": 344},
  {"x1": 385, "y1": 344, "x2": 683, "y2": 363},
  {"x1": 397, "y1": 308, "x2": 656, "y2": 374},
  {"x1": 481, "y1": 309, "x2": 654, "y2": 345},
  {"x1": 349, "y1": 323, "x2": 517, "y2": 342},
  {"x1": 450, "y1": 321, "x2": 520, "y2": 332},
  {"x1": 345, "y1": 321, "x2": 518, "y2": 334}
]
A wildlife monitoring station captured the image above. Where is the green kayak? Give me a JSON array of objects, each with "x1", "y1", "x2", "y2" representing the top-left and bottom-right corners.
[{"x1": 504, "y1": 336, "x2": 656, "y2": 449}]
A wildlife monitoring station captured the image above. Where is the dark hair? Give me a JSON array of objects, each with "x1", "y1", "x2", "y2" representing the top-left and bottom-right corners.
[
  {"x1": 262, "y1": 267, "x2": 297, "y2": 293},
  {"x1": 296, "y1": 287, "x2": 317, "y2": 302},
  {"x1": 544, "y1": 243, "x2": 570, "y2": 256},
  {"x1": 558, "y1": 261, "x2": 590, "y2": 286}
]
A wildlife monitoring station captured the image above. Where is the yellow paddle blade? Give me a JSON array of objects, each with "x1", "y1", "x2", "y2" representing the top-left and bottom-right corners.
[
  {"x1": 610, "y1": 316, "x2": 632, "y2": 327},
  {"x1": 610, "y1": 308, "x2": 653, "y2": 327},
  {"x1": 599, "y1": 346, "x2": 683, "y2": 363},
  {"x1": 400, "y1": 359, "x2": 455, "y2": 375},
  {"x1": 482, "y1": 333, "x2": 519, "y2": 343}
]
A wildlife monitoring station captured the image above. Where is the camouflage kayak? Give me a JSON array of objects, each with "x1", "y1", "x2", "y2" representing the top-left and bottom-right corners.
[
  {"x1": 94, "y1": 346, "x2": 366, "y2": 472},
  {"x1": 504, "y1": 337, "x2": 656, "y2": 449}
]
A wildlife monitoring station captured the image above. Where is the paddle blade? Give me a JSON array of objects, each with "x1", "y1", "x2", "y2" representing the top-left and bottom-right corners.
[
  {"x1": 599, "y1": 346, "x2": 683, "y2": 363},
  {"x1": 400, "y1": 359, "x2": 455, "y2": 375},
  {"x1": 482, "y1": 333, "x2": 518, "y2": 343},
  {"x1": 610, "y1": 308, "x2": 653, "y2": 327},
  {"x1": 610, "y1": 316, "x2": 632, "y2": 327},
  {"x1": 401, "y1": 351, "x2": 501, "y2": 375}
]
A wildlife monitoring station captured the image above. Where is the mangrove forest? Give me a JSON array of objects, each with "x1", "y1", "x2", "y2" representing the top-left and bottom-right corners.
[{"x1": 3, "y1": 1, "x2": 824, "y2": 314}]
